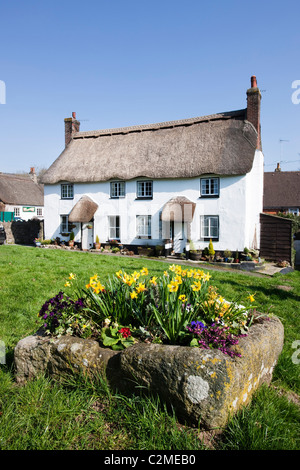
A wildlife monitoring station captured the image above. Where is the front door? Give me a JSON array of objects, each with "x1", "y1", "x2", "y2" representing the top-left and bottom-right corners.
[
  {"x1": 81, "y1": 222, "x2": 94, "y2": 250},
  {"x1": 171, "y1": 221, "x2": 186, "y2": 254}
]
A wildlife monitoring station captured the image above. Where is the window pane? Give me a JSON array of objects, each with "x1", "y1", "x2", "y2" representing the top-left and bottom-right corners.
[
  {"x1": 201, "y1": 178, "x2": 219, "y2": 196},
  {"x1": 201, "y1": 216, "x2": 219, "y2": 238},
  {"x1": 109, "y1": 216, "x2": 120, "y2": 239},
  {"x1": 137, "y1": 181, "x2": 152, "y2": 198},
  {"x1": 111, "y1": 182, "x2": 125, "y2": 198},
  {"x1": 137, "y1": 215, "x2": 151, "y2": 237},
  {"x1": 61, "y1": 184, "x2": 73, "y2": 199}
]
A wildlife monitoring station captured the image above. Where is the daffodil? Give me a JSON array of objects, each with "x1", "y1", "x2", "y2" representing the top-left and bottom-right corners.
[
  {"x1": 169, "y1": 264, "x2": 176, "y2": 272},
  {"x1": 130, "y1": 291, "x2": 138, "y2": 299},
  {"x1": 174, "y1": 275, "x2": 182, "y2": 284},
  {"x1": 64, "y1": 281, "x2": 71, "y2": 287},
  {"x1": 168, "y1": 280, "x2": 179, "y2": 292},
  {"x1": 131, "y1": 271, "x2": 140, "y2": 281},
  {"x1": 174, "y1": 265, "x2": 182, "y2": 275},
  {"x1": 150, "y1": 276, "x2": 157, "y2": 286},
  {"x1": 93, "y1": 282, "x2": 105, "y2": 294},
  {"x1": 163, "y1": 271, "x2": 169, "y2": 276},
  {"x1": 247, "y1": 294, "x2": 255, "y2": 303},
  {"x1": 69, "y1": 273, "x2": 76, "y2": 280},
  {"x1": 191, "y1": 280, "x2": 202, "y2": 292},
  {"x1": 140, "y1": 267, "x2": 148, "y2": 276},
  {"x1": 178, "y1": 294, "x2": 187, "y2": 302},
  {"x1": 116, "y1": 270, "x2": 123, "y2": 279},
  {"x1": 136, "y1": 282, "x2": 147, "y2": 293}
]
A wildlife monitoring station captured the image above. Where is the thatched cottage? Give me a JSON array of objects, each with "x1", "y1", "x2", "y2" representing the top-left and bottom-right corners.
[
  {"x1": 0, "y1": 168, "x2": 44, "y2": 221},
  {"x1": 41, "y1": 76, "x2": 264, "y2": 253}
]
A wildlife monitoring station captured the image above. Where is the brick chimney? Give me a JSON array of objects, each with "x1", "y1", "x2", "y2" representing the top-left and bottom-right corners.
[
  {"x1": 246, "y1": 75, "x2": 262, "y2": 150},
  {"x1": 29, "y1": 167, "x2": 37, "y2": 183},
  {"x1": 64, "y1": 112, "x2": 80, "y2": 147}
]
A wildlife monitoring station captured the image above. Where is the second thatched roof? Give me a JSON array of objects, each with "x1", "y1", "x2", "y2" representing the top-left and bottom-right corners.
[{"x1": 41, "y1": 109, "x2": 258, "y2": 184}]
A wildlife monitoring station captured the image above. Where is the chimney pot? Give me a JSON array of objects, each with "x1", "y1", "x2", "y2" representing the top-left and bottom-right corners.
[
  {"x1": 251, "y1": 75, "x2": 257, "y2": 88},
  {"x1": 247, "y1": 75, "x2": 262, "y2": 150},
  {"x1": 64, "y1": 112, "x2": 80, "y2": 147}
]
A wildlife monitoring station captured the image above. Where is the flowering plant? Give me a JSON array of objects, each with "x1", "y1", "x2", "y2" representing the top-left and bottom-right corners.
[
  {"x1": 38, "y1": 265, "x2": 258, "y2": 356},
  {"x1": 101, "y1": 322, "x2": 136, "y2": 350}
]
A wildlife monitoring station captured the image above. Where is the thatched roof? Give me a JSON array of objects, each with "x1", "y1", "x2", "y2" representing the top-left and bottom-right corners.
[
  {"x1": 161, "y1": 196, "x2": 196, "y2": 222},
  {"x1": 68, "y1": 195, "x2": 98, "y2": 223},
  {"x1": 264, "y1": 171, "x2": 300, "y2": 209},
  {"x1": 0, "y1": 173, "x2": 44, "y2": 206},
  {"x1": 41, "y1": 109, "x2": 258, "y2": 184}
]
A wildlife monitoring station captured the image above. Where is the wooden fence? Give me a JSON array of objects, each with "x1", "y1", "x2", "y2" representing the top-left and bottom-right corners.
[{"x1": 260, "y1": 213, "x2": 292, "y2": 264}]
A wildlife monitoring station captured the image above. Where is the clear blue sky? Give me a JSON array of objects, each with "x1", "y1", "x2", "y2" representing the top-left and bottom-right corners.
[{"x1": 0, "y1": 0, "x2": 299, "y2": 174}]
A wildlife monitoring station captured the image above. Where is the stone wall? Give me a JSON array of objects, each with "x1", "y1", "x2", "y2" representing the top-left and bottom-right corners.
[
  {"x1": 3, "y1": 219, "x2": 43, "y2": 245},
  {"x1": 14, "y1": 315, "x2": 284, "y2": 430}
]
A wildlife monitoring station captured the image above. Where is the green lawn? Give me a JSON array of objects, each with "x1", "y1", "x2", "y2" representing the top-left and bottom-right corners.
[{"x1": 0, "y1": 245, "x2": 299, "y2": 450}]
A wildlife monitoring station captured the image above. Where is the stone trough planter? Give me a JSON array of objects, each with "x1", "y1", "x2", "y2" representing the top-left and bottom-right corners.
[{"x1": 14, "y1": 315, "x2": 284, "y2": 430}]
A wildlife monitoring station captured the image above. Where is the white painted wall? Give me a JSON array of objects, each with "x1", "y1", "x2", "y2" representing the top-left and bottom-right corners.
[
  {"x1": 5, "y1": 204, "x2": 44, "y2": 221},
  {"x1": 44, "y1": 162, "x2": 264, "y2": 252}
]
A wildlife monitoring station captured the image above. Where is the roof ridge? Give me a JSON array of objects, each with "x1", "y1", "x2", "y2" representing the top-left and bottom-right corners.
[{"x1": 74, "y1": 109, "x2": 246, "y2": 138}]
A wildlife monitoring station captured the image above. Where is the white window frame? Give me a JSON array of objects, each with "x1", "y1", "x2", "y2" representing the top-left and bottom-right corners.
[
  {"x1": 108, "y1": 216, "x2": 120, "y2": 240},
  {"x1": 60, "y1": 215, "x2": 72, "y2": 234},
  {"x1": 200, "y1": 177, "x2": 219, "y2": 197},
  {"x1": 200, "y1": 215, "x2": 219, "y2": 240},
  {"x1": 61, "y1": 183, "x2": 74, "y2": 199},
  {"x1": 137, "y1": 180, "x2": 153, "y2": 199},
  {"x1": 14, "y1": 207, "x2": 20, "y2": 217},
  {"x1": 37, "y1": 208, "x2": 43, "y2": 216},
  {"x1": 110, "y1": 181, "x2": 126, "y2": 198},
  {"x1": 136, "y1": 215, "x2": 151, "y2": 239}
]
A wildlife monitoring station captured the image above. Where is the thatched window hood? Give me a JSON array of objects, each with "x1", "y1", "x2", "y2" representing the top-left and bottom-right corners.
[
  {"x1": 68, "y1": 195, "x2": 98, "y2": 223},
  {"x1": 41, "y1": 109, "x2": 258, "y2": 185}
]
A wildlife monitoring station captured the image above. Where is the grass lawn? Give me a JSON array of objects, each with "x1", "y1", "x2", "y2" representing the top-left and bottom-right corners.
[{"x1": 0, "y1": 245, "x2": 299, "y2": 450}]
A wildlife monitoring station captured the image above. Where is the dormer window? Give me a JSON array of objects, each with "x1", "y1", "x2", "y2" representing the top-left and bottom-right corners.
[
  {"x1": 200, "y1": 177, "x2": 219, "y2": 198},
  {"x1": 61, "y1": 183, "x2": 74, "y2": 199}
]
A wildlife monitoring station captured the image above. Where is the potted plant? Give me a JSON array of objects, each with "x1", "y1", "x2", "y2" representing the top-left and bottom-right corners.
[
  {"x1": 234, "y1": 250, "x2": 239, "y2": 263},
  {"x1": 95, "y1": 235, "x2": 101, "y2": 250},
  {"x1": 223, "y1": 249, "x2": 232, "y2": 262},
  {"x1": 208, "y1": 239, "x2": 215, "y2": 262},
  {"x1": 189, "y1": 241, "x2": 202, "y2": 261},
  {"x1": 68, "y1": 232, "x2": 75, "y2": 247}
]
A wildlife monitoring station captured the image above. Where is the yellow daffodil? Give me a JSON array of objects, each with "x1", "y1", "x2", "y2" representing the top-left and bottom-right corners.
[
  {"x1": 131, "y1": 271, "x2": 140, "y2": 281},
  {"x1": 130, "y1": 291, "x2": 138, "y2": 299},
  {"x1": 247, "y1": 294, "x2": 255, "y2": 303},
  {"x1": 69, "y1": 273, "x2": 76, "y2": 280},
  {"x1": 140, "y1": 267, "x2": 148, "y2": 276},
  {"x1": 174, "y1": 275, "x2": 182, "y2": 284},
  {"x1": 116, "y1": 270, "x2": 123, "y2": 279},
  {"x1": 93, "y1": 282, "x2": 105, "y2": 294},
  {"x1": 187, "y1": 270, "x2": 194, "y2": 278},
  {"x1": 164, "y1": 271, "x2": 169, "y2": 276},
  {"x1": 202, "y1": 273, "x2": 211, "y2": 282},
  {"x1": 150, "y1": 276, "x2": 158, "y2": 286},
  {"x1": 169, "y1": 264, "x2": 176, "y2": 272},
  {"x1": 191, "y1": 280, "x2": 202, "y2": 292},
  {"x1": 174, "y1": 265, "x2": 182, "y2": 275},
  {"x1": 168, "y1": 281, "x2": 179, "y2": 292},
  {"x1": 136, "y1": 282, "x2": 147, "y2": 293},
  {"x1": 64, "y1": 281, "x2": 71, "y2": 287},
  {"x1": 178, "y1": 294, "x2": 187, "y2": 302}
]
